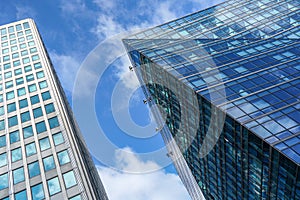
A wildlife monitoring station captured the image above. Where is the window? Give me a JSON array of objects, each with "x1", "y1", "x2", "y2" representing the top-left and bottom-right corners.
[
  {"x1": 28, "y1": 41, "x2": 35, "y2": 47},
  {"x1": 30, "y1": 47, "x2": 37, "y2": 53},
  {"x1": 33, "y1": 107, "x2": 43, "y2": 118},
  {"x1": 10, "y1": 130, "x2": 20, "y2": 144},
  {"x1": 13, "y1": 167, "x2": 25, "y2": 184},
  {"x1": 21, "y1": 50, "x2": 28, "y2": 56},
  {"x1": 26, "y1": 74, "x2": 34, "y2": 82},
  {"x1": 30, "y1": 95, "x2": 40, "y2": 105},
  {"x1": 42, "y1": 91, "x2": 51, "y2": 101},
  {"x1": 23, "y1": 126, "x2": 33, "y2": 139},
  {"x1": 32, "y1": 54, "x2": 39, "y2": 61},
  {"x1": 0, "y1": 107, "x2": 3, "y2": 116},
  {"x1": 6, "y1": 91, "x2": 15, "y2": 100},
  {"x1": 5, "y1": 80, "x2": 13, "y2": 89},
  {"x1": 24, "y1": 65, "x2": 32, "y2": 72},
  {"x1": 0, "y1": 173, "x2": 8, "y2": 190},
  {"x1": 28, "y1": 84, "x2": 37, "y2": 93},
  {"x1": 16, "y1": 24, "x2": 22, "y2": 31},
  {"x1": 16, "y1": 77, "x2": 24, "y2": 85},
  {"x1": 3, "y1": 55, "x2": 9, "y2": 62},
  {"x1": 4, "y1": 71, "x2": 12, "y2": 79},
  {"x1": 63, "y1": 171, "x2": 77, "y2": 189},
  {"x1": 0, "y1": 135, "x2": 6, "y2": 147},
  {"x1": 31, "y1": 183, "x2": 45, "y2": 200},
  {"x1": 58, "y1": 150, "x2": 70, "y2": 165},
  {"x1": 36, "y1": 121, "x2": 46, "y2": 133},
  {"x1": 23, "y1": 57, "x2": 30, "y2": 64},
  {"x1": 39, "y1": 81, "x2": 48, "y2": 89},
  {"x1": 8, "y1": 26, "x2": 14, "y2": 33},
  {"x1": 45, "y1": 103, "x2": 55, "y2": 114},
  {"x1": 11, "y1": 45, "x2": 18, "y2": 52},
  {"x1": 12, "y1": 52, "x2": 19, "y2": 58},
  {"x1": 0, "y1": 120, "x2": 4, "y2": 131},
  {"x1": 18, "y1": 37, "x2": 25, "y2": 42},
  {"x1": 15, "y1": 190, "x2": 27, "y2": 200},
  {"x1": 26, "y1": 142, "x2": 37, "y2": 156},
  {"x1": 28, "y1": 161, "x2": 40, "y2": 178},
  {"x1": 69, "y1": 195, "x2": 81, "y2": 200},
  {"x1": 19, "y1": 98, "x2": 28, "y2": 109},
  {"x1": 34, "y1": 62, "x2": 42, "y2": 69},
  {"x1": 17, "y1": 87, "x2": 26, "y2": 96},
  {"x1": 0, "y1": 153, "x2": 7, "y2": 167},
  {"x1": 7, "y1": 102, "x2": 16, "y2": 112},
  {"x1": 8, "y1": 116, "x2": 18, "y2": 127},
  {"x1": 49, "y1": 117, "x2": 59, "y2": 129},
  {"x1": 4, "y1": 63, "x2": 11, "y2": 70},
  {"x1": 36, "y1": 71, "x2": 44, "y2": 79},
  {"x1": 47, "y1": 177, "x2": 61, "y2": 196},
  {"x1": 2, "y1": 48, "x2": 8, "y2": 54},
  {"x1": 43, "y1": 156, "x2": 55, "y2": 171},
  {"x1": 23, "y1": 22, "x2": 30, "y2": 29},
  {"x1": 13, "y1": 60, "x2": 21, "y2": 67},
  {"x1": 15, "y1": 68, "x2": 22, "y2": 76},
  {"x1": 1, "y1": 28, "x2": 6, "y2": 35},
  {"x1": 20, "y1": 43, "x2": 26, "y2": 49},
  {"x1": 39, "y1": 137, "x2": 50, "y2": 151},
  {"x1": 27, "y1": 34, "x2": 33, "y2": 39},
  {"x1": 53, "y1": 132, "x2": 64, "y2": 146},
  {"x1": 21, "y1": 111, "x2": 31, "y2": 122},
  {"x1": 11, "y1": 147, "x2": 22, "y2": 162}
]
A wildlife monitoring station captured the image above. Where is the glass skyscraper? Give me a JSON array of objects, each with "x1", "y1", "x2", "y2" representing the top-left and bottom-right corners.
[
  {"x1": 124, "y1": 0, "x2": 300, "y2": 199},
  {"x1": 0, "y1": 19, "x2": 108, "y2": 199}
]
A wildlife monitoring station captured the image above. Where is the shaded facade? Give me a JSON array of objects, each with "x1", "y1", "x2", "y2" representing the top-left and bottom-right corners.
[
  {"x1": 124, "y1": 0, "x2": 300, "y2": 199},
  {"x1": 0, "y1": 19, "x2": 108, "y2": 199}
]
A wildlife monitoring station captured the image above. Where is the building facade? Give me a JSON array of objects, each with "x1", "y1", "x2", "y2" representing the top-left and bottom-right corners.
[
  {"x1": 0, "y1": 19, "x2": 108, "y2": 200},
  {"x1": 124, "y1": 0, "x2": 300, "y2": 199}
]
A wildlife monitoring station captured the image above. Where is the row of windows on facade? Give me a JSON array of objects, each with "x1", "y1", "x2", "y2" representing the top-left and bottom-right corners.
[
  {"x1": 0, "y1": 113, "x2": 59, "y2": 133},
  {"x1": 0, "y1": 132, "x2": 66, "y2": 168},
  {"x1": 1, "y1": 53, "x2": 39, "y2": 70},
  {"x1": 0, "y1": 131, "x2": 78, "y2": 197},
  {"x1": 1, "y1": 46, "x2": 36, "y2": 62},
  {"x1": 0, "y1": 60, "x2": 45, "y2": 81},
  {"x1": 1, "y1": 32, "x2": 34, "y2": 55},
  {"x1": 0, "y1": 71, "x2": 46, "y2": 92},
  {"x1": 1, "y1": 28, "x2": 33, "y2": 43},
  {"x1": 0, "y1": 170, "x2": 79, "y2": 200},
  {"x1": 0, "y1": 89, "x2": 50, "y2": 111},
  {"x1": 0, "y1": 79, "x2": 48, "y2": 103},
  {"x1": 0, "y1": 104, "x2": 55, "y2": 139},
  {"x1": 0, "y1": 22, "x2": 30, "y2": 36},
  {"x1": 0, "y1": 91, "x2": 53, "y2": 130},
  {"x1": 0, "y1": 130, "x2": 63, "y2": 151},
  {"x1": 1, "y1": 31, "x2": 34, "y2": 50},
  {"x1": 1, "y1": 59, "x2": 41, "y2": 74},
  {"x1": 2, "y1": 51, "x2": 38, "y2": 64}
]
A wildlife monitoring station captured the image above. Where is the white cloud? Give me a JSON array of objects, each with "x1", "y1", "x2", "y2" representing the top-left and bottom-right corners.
[
  {"x1": 15, "y1": 5, "x2": 37, "y2": 19},
  {"x1": 98, "y1": 147, "x2": 191, "y2": 200},
  {"x1": 59, "y1": 0, "x2": 87, "y2": 14},
  {"x1": 93, "y1": 0, "x2": 116, "y2": 10},
  {"x1": 49, "y1": 51, "x2": 81, "y2": 93}
]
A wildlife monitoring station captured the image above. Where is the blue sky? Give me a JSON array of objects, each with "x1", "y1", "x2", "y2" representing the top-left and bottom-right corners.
[{"x1": 0, "y1": 0, "x2": 224, "y2": 199}]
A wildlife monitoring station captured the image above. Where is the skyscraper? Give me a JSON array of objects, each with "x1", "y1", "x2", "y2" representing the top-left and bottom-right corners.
[
  {"x1": 0, "y1": 19, "x2": 108, "y2": 199},
  {"x1": 124, "y1": 0, "x2": 300, "y2": 199}
]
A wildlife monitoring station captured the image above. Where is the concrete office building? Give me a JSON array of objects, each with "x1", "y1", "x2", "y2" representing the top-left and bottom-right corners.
[{"x1": 0, "y1": 19, "x2": 108, "y2": 200}]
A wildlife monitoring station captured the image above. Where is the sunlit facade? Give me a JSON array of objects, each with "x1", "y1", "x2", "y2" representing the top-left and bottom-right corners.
[
  {"x1": 0, "y1": 19, "x2": 108, "y2": 200},
  {"x1": 124, "y1": 0, "x2": 300, "y2": 199}
]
